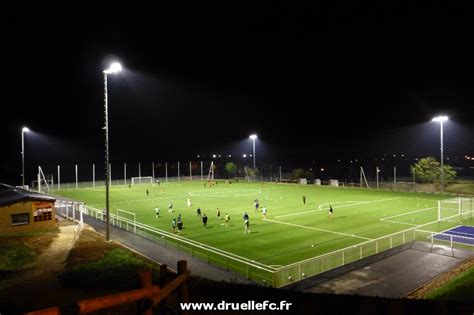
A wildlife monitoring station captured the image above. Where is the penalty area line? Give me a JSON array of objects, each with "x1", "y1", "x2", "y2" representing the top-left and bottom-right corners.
[{"x1": 266, "y1": 219, "x2": 372, "y2": 240}]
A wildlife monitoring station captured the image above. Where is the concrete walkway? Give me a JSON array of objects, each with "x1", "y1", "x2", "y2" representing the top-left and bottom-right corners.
[
  {"x1": 83, "y1": 216, "x2": 256, "y2": 285},
  {"x1": 287, "y1": 242, "x2": 474, "y2": 298}
]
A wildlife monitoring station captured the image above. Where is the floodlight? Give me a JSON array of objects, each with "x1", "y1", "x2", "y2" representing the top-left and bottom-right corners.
[
  {"x1": 249, "y1": 134, "x2": 257, "y2": 140},
  {"x1": 432, "y1": 115, "x2": 448, "y2": 122},
  {"x1": 104, "y1": 62, "x2": 123, "y2": 74},
  {"x1": 22, "y1": 127, "x2": 30, "y2": 133}
]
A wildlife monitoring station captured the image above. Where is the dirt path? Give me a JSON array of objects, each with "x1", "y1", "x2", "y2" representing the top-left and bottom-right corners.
[{"x1": 0, "y1": 224, "x2": 77, "y2": 310}]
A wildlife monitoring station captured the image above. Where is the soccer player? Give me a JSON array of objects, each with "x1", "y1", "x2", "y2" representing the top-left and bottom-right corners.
[
  {"x1": 187, "y1": 198, "x2": 192, "y2": 207},
  {"x1": 328, "y1": 205, "x2": 333, "y2": 219},
  {"x1": 129, "y1": 184, "x2": 131, "y2": 189},
  {"x1": 244, "y1": 218, "x2": 250, "y2": 234},
  {"x1": 216, "y1": 208, "x2": 221, "y2": 220},
  {"x1": 168, "y1": 202, "x2": 173, "y2": 213},
  {"x1": 262, "y1": 206, "x2": 267, "y2": 220},
  {"x1": 177, "y1": 215, "x2": 183, "y2": 233},
  {"x1": 154, "y1": 207, "x2": 160, "y2": 218},
  {"x1": 254, "y1": 200, "x2": 259, "y2": 212},
  {"x1": 202, "y1": 213, "x2": 208, "y2": 228},
  {"x1": 197, "y1": 207, "x2": 202, "y2": 219},
  {"x1": 302, "y1": 195, "x2": 306, "y2": 205},
  {"x1": 171, "y1": 218, "x2": 177, "y2": 233},
  {"x1": 146, "y1": 189, "x2": 149, "y2": 196},
  {"x1": 224, "y1": 213, "x2": 230, "y2": 227},
  {"x1": 243, "y1": 211, "x2": 249, "y2": 221}
]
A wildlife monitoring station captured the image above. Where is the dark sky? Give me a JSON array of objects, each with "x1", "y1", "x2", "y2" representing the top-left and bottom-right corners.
[{"x1": 2, "y1": 2, "x2": 474, "y2": 184}]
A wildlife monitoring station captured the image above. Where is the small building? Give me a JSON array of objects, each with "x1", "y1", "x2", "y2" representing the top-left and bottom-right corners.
[{"x1": 0, "y1": 183, "x2": 56, "y2": 233}]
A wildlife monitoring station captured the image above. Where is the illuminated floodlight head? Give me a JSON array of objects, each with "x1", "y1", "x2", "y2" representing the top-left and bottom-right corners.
[
  {"x1": 243, "y1": 154, "x2": 247, "y2": 158},
  {"x1": 249, "y1": 134, "x2": 257, "y2": 140},
  {"x1": 432, "y1": 115, "x2": 448, "y2": 122},
  {"x1": 104, "y1": 62, "x2": 123, "y2": 74},
  {"x1": 22, "y1": 127, "x2": 30, "y2": 133}
]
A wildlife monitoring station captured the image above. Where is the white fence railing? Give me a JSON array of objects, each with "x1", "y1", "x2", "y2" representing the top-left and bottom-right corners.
[
  {"x1": 55, "y1": 200, "x2": 84, "y2": 239},
  {"x1": 80, "y1": 203, "x2": 474, "y2": 288}
]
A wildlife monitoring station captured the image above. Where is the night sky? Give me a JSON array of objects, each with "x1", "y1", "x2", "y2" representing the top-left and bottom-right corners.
[{"x1": 2, "y1": 3, "x2": 474, "y2": 184}]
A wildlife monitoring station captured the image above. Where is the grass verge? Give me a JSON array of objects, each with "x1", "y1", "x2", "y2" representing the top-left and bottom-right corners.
[
  {"x1": 425, "y1": 264, "x2": 474, "y2": 301},
  {"x1": 61, "y1": 227, "x2": 160, "y2": 290}
]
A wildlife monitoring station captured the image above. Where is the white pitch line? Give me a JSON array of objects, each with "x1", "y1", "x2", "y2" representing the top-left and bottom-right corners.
[
  {"x1": 275, "y1": 208, "x2": 327, "y2": 218},
  {"x1": 381, "y1": 219, "x2": 418, "y2": 226},
  {"x1": 381, "y1": 207, "x2": 436, "y2": 220},
  {"x1": 85, "y1": 188, "x2": 103, "y2": 192},
  {"x1": 266, "y1": 219, "x2": 372, "y2": 240},
  {"x1": 276, "y1": 197, "x2": 402, "y2": 219}
]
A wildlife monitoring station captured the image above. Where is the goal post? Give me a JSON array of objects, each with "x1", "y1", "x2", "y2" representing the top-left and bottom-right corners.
[
  {"x1": 115, "y1": 209, "x2": 137, "y2": 233},
  {"x1": 438, "y1": 197, "x2": 473, "y2": 222},
  {"x1": 207, "y1": 161, "x2": 215, "y2": 181},
  {"x1": 34, "y1": 166, "x2": 53, "y2": 193},
  {"x1": 131, "y1": 176, "x2": 153, "y2": 185}
]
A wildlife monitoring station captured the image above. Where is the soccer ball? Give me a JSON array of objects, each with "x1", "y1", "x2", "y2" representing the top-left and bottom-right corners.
[
  {"x1": 288, "y1": 276, "x2": 292, "y2": 280},
  {"x1": 311, "y1": 244, "x2": 314, "y2": 247}
]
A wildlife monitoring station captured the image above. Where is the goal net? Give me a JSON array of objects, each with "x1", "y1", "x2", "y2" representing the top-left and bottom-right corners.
[
  {"x1": 131, "y1": 176, "x2": 153, "y2": 185},
  {"x1": 438, "y1": 197, "x2": 474, "y2": 222}
]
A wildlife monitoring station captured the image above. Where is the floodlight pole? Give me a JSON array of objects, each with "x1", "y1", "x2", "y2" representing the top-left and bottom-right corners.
[
  {"x1": 440, "y1": 120, "x2": 445, "y2": 193},
  {"x1": 376, "y1": 167, "x2": 379, "y2": 190},
  {"x1": 104, "y1": 72, "x2": 111, "y2": 242},
  {"x1": 253, "y1": 139, "x2": 256, "y2": 171},
  {"x1": 102, "y1": 62, "x2": 122, "y2": 242},
  {"x1": 249, "y1": 135, "x2": 257, "y2": 171},
  {"x1": 432, "y1": 116, "x2": 447, "y2": 193},
  {"x1": 21, "y1": 130, "x2": 26, "y2": 187}
]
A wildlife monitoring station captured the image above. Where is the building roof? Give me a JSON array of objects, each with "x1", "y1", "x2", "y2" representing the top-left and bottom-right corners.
[{"x1": 0, "y1": 183, "x2": 56, "y2": 207}]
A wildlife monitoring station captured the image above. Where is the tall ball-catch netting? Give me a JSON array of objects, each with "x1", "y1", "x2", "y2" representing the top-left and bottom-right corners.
[{"x1": 438, "y1": 197, "x2": 474, "y2": 222}]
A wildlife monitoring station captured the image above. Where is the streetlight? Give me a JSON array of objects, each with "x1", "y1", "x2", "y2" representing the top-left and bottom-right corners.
[
  {"x1": 21, "y1": 126, "x2": 30, "y2": 187},
  {"x1": 432, "y1": 115, "x2": 448, "y2": 193},
  {"x1": 249, "y1": 134, "x2": 257, "y2": 170},
  {"x1": 104, "y1": 61, "x2": 122, "y2": 241}
]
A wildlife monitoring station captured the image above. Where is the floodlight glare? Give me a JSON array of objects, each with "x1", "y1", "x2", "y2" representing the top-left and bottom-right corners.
[
  {"x1": 104, "y1": 62, "x2": 123, "y2": 74},
  {"x1": 249, "y1": 134, "x2": 257, "y2": 140},
  {"x1": 22, "y1": 127, "x2": 30, "y2": 133},
  {"x1": 432, "y1": 115, "x2": 448, "y2": 122}
]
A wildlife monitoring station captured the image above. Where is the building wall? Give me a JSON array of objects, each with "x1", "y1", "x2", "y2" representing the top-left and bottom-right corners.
[{"x1": 0, "y1": 200, "x2": 56, "y2": 233}]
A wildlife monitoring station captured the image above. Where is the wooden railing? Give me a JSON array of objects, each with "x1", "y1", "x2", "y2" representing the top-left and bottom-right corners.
[{"x1": 25, "y1": 260, "x2": 190, "y2": 315}]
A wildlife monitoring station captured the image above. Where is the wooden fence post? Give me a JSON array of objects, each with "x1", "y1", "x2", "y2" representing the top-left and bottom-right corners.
[
  {"x1": 138, "y1": 271, "x2": 153, "y2": 315},
  {"x1": 159, "y1": 264, "x2": 168, "y2": 314},
  {"x1": 177, "y1": 261, "x2": 189, "y2": 315}
]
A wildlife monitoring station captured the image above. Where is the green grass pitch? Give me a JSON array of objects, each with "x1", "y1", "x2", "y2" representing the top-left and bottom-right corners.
[{"x1": 56, "y1": 181, "x2": 470, "y2": 269}]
